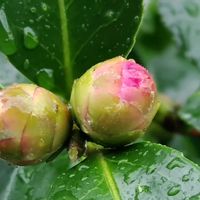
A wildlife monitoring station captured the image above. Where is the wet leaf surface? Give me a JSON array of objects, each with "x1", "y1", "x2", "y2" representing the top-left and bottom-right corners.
[
  {"x1": 0, "y1": 0, "x2": 143, "y2": 97},
  {"x1": 1, "y1": 142, "x2": 200, "y2": 200}
]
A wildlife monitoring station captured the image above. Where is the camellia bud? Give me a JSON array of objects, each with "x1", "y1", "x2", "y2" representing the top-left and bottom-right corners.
[
  {"x1": 0, "y1": 84, "x2": 71, "y2": 165},
  {"x1": 70, "y1": 57, "x2": 159, "y2": 146}
]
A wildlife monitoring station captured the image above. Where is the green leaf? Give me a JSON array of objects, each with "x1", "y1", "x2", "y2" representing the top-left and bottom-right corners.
[
  {"x1": 159, "y1": 0, "x2": 200, "y2": 68},
  {"x1": 1, "y1": 142, "x2": 200, "y2": 200},
  {"x1": 0, "y1": 53, "x2": 30, "y2": 86},
  {"x1": 0, "y1": 0, "x2": 143, "y2": 97},
  {"x1": 169, "y1": 134, "x2": 200, "y2": 165},
  {"x1": 179, "y1": 91, "x2": 200, "y2": 131},
  {"x1": 0, "y1": 151, "x2": 72, "y2": 200},
  {"x1": 132, "y1": 0, "x2": 200, "y2": 103}
]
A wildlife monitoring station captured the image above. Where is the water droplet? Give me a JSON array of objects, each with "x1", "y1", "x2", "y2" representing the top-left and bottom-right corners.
[
  {"x1": 81, "y1": 23, "x2": 86, "y2": 30},
  {"x1": 81, "y1": 177, "x2": 88, "y2": 181},
  {"x1": 78, "y1": 165, "x2": 89, "y2": 171},
  {"x1": 105, "y1": 10, "x2": 114, "y2": 18},
  {"x1": 105, "y1": 10, "x2": 116, "y2": 19},
  {"x1": 166, "y1": 157, "x2": 185, "y2": 170},
  {"x1": 29, "y1": 19, "x2": 34, "y2": 24},
  {"x1": 24, "y1": 59, "x2": 30, "y2": 69},
  {"x1": 18, "y1": 169, "x2": 31, "y2": 184},
  {"x1": 26, "y1": 153, "x2": 35, "y2": 160},
  {"x1": 161, "y1": 176, "x2": 167, "y2": 183},
  {"x1": 41, "y1": 2, "x2": 48, "y2": 12},
  {"x1": 36, "y1": 68, "x2": 54, "y2": 90},
  {"x1": 134, "y1": 185, "x2": 150, "y2": 199},
  {"x1": 118, "y1": 159, "x2": 128, "y2": 165},
  {"x1": 69, "y1": 174, "x2": 75, "y2": 178},
  {"x1": 167, "y1": 185, "x2": 181, "y2": 196},
  {"x1": 23, "y1": 26, "x2": 39, "y2": 49},
  {"x1": 44, "y1": 24, "x2": 50, "y2": 29},
  {"x1": 25, "y1": 188, "x2": 34, "y2": 199},
  {"x1": 182, "y1": 174, "x2": 190, "y2": 182},
  {"x1": 126, "y1": 2, "x2": 130, "y2": 8},
  {"x1": 0, "y1": 8, "x2": 17, "y2": 55},
  {"x1": 134, "y1": 16, "x2": 139, "y2": 22},
  {"x1": 30, "y1": 7, "x2": 37, "y2": 13},
  {"x1": 126, "y1": 37, "x2": 131, "y2": 44},
  {"x1": 146, "y1": 165, "x2": 156, "y2": 174},
  {"x1": 182, "y1": 168, "x2": 193, "y2": 182}
]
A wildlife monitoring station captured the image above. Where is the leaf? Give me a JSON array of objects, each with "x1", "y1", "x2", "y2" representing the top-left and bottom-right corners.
[
  {"x1": 0, "y1": 0, "x2": 143, "y2": 97},
  {"x1": 0, "y1": 52, "x2": 30, "y2": 86},
  {"x1": 178, "y1": 91, "x2": 200, "y2": 131},
  {"x1": 0, "y1": 151, "x2": 73, "y2": 200},
  {"x1": 132, "y1": 0, "x2": 200, "y2": 104},
  {"x1": 169, "y1": 134, "x2": 200, "y2": 165},
  {"x1": 159, "y1": 0, "x2": 200, "y2": 68},
  {"x1": 1, "y1": 142, "x2": 200, "y2": 200}
]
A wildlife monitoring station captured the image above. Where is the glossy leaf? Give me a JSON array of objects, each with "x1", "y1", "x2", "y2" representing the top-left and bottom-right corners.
[
  {"x1": 179, "y1": 91, "x2": 200, "y2": 131},
  {"x1": 0, "y1": 0, "x2": 143, "y2": 97},
  {"x1": 0, "y1": 151, "x2": 72, "y2": 200},
  {"x1": 159, "y1": 0, "x2": 200, "y2": 68},
  {"x1": 1, "y1": 142, "x2": 200, "y2": 200}
]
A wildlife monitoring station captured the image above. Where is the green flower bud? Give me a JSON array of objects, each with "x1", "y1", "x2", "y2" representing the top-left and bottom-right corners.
[
  {"x1": 70, "y1": 57, "x2": 159, "y2": 146},
  {"x1": 0, "y1": 84, "x2": 71, "y2": 165}
]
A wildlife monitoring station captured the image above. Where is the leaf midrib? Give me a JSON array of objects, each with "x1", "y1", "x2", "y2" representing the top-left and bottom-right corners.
[
  {"x1": 58, "y1": 0, "x2": 73, "y2": 97},
  {"x1": 98, "y1": 153, "x2": 122, "y2": 200}
]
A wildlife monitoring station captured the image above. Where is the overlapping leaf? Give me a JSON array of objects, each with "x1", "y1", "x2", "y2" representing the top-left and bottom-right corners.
[
  {"x1": 1, "y1": 142, "x2": 200, "y2": 200},
  {"x1": 0, "y1": 0, "x2": 143, "y2": 97}
]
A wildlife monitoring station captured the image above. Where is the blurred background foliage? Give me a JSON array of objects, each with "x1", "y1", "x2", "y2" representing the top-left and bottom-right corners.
[{"x1": 130, "y1": 0, "x2": 200, "y2": 164}]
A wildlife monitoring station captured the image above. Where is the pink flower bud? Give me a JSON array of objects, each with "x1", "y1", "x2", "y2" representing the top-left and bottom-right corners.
[
  {"x1": 0, "y1": 84, "x2": 71, "y2": 165},
  {"x1": 70, "y1": 57, "x2": 159, "y2": 146}
]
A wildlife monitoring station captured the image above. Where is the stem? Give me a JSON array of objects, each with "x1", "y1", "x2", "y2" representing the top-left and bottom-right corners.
[{"x1": 58, "y1": 0, "x2": 73, "y2": 98}]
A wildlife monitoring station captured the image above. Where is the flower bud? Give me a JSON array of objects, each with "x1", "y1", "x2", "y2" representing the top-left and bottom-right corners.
[
  {"x1": 0, "y1": 84, "x2": 71, "y2": 165},
  {"x1": 70, "y1": 57, "x2": 159, "y2": 146}
]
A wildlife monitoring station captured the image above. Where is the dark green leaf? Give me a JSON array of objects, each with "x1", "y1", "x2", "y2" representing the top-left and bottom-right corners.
[
  {"x1": 179, "y1": 91, "x2": 200, "y2": 131},
  {"x1": 0, "y1": 0, "x2": 143, "y2": 97},
  {"x1": 1, "y1": 142, "x2": 200, "y2": 200},
  {"x1": 0, "y1": 151, "x2": 72, "y2": 200}
]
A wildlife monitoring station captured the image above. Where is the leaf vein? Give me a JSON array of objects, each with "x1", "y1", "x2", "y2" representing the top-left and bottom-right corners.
[{"x1": 98, "y1": 153, "x2": 122, "y2": 200}]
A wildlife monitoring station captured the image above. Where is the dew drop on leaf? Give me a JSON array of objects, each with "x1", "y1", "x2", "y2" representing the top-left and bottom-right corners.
[
  {"x1": 182, "y1": 174, "x2": 190, "y2": 182},
  {"x1": 134, "y1": 16, "x2": 139, "y2": 22},
  {"x1": 36, "y1": 68, "x2": 55, "y2": 90},
  {"x1": 134, "y1": 185, "x2": 151, "y2": 200},
  {"x1": 17, "y1": 168, "x2": 31, "y2": 184},
  {"x1": 0, "y1": 7, "x2": 17, "y2": 55},
  {"x1": 24, "y1": 59, "x2": 30, "y2": 69},
  {"x1": 30, "y1": 7, "x2": 37, "y2": 13},
  {"x1": 78, "y1": 165, "x2": 89, "y2": 171},
  {"x1": 23, "y1": 26, "x2": 39, "y2": 49},
  {"x1": 146, "y1": 165, "x2": 156, "y2": 175},
  {"x1": 41, "y1": 2, "x2": 48, "y2": 12},
  {"x1": 167, "y1": 185, "x2": 181, "y2": 196},
  {"x1": 166, "y1": 157, "x2": 185, "y2": 170}
]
